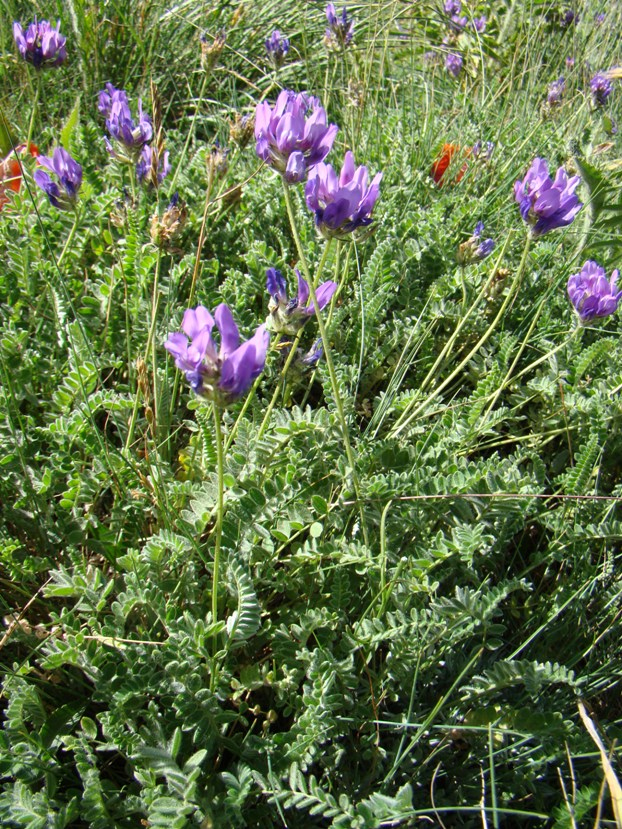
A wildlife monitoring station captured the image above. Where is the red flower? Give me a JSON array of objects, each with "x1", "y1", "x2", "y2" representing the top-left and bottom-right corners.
[
  {"x1": 430, "y1": 143, "x2": 469, "y2": 186},
  {"x1": 0, "y1": 142, "x2": 39, "y2": 208}
]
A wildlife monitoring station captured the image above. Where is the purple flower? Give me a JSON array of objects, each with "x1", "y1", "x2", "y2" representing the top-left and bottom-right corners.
[
  {"x1": 603, "y1": 114, "x2": 618, "y2": 136},
  {"x1": 444, "y1": 0, "x2": 462, "y2": 15},
  {"x1": 590, "y1": 72, "x2": 613, "y2": 106},
  {"x1": 33, "y1": 147, "x2": 82, "y2": 210},
  {"x1": 457, "y1": 221, "x2": 495, "y2": 264},
  {"x1": 472, "y1": 140, "x2": 494, "y2": 160},
  {"x1": 255, "y1": 90, "x2": 338, "y2": 183},
  {"x1": 514, "y1": 158, "x2": 582, "y2": 237},
  {"x1": 98, "y1": 83, "x2": 129, "y2": 116},
  {"x1": 164, "y1": 304, "x2": 270, "y2": 404},
  {"x1": 266, "y1": 30, "x2": 290, "y2": 66},
  {"x1": 547, "y1": 77, "x2": 566, "y2": 106},
  {"x1": 305, "y1": 150, "x2": 382, "y2": 239},
  {"x1": 472, "y1": 16, "x2": 487, "y2": 32},
  {"x1": 325, "y1": 4, "x2": 354, "y2": 49},
  {"x1": 560, "y1": 9, "x2": 578, "y2": 26},
  {"x1": 595, "y1": 12, "x2": 606, "y2": 24},
  {"x1": 567, "y1": 260, "x2": 622, "y2": 322},
  {"x1": 266, "y1": 267, "x2": 337, "y2": 333},
  {"x1": 450, "y1": 14, "x2": 468, "y2": 29},
  {"x1": 302, "y1": 339, "x2": 323, "y2": 367},
  {"x1": 136, "y1": 144, "x2": 170, "y2": 187},
  {"x1": 101, "y1": 89, "x2": 153, "y2": 163},
  {"x1": 566, "y1": 56, "x2": 575, "y2": 68},
  {"x1": 445, "y1": 52, "x2": 463, "y2": 77},
  {"x1": 13, "y1": 19, "x2": 66, "y2": 69}
]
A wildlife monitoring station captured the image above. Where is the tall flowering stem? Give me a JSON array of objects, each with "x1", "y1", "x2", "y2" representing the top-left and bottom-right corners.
[
  {"x1": 256, "y1": 240, "x2": 334, "y2": 440},
  {"x1": 282, "y1": 181, "x2": 368, "y2": 546},
  {"x1": 211, "y1": 403, "x2": 225, "y2": 652},
  {"x1": 26, "y1": 77, "x2": 41, "y2": 157}
]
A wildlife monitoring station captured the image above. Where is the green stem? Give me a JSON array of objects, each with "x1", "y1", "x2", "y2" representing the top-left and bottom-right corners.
[
  {"x1": 255, "y1": 233, "x2": 337, "y2": 440},
  {"x1": 479, "y1": 235, "x2": 543, "y2": 423},
  {"x1": 257, "y1": 331, "x2": 302, "y2": 439},
  {"x1": 57, "y1": 209, "x2": 82, "y2": 269},
  {"x1": 169, "y1": 71, "x2": 209, "y2": 194},
  {"x1": 390, "y1": 234, "x2": 532, "y2": 439},
  {"x1": 26, "y1": 77, "x2": 41, "y2": 152},
  {"x1": 189, "y1": 171, "x2": 215, "y2": 308},
  {"x1": 282, "y1": 181, "x2": 368, "y2": 547},
  {"x1": 376, "y1": 498, "x2": 393, "y2": 615},
  {"x1": 212, "y1": 404, "x2": 225, "y2": 632},
  {"x1": 225, "y1": 367, "x2": 271, "y2": 454}
]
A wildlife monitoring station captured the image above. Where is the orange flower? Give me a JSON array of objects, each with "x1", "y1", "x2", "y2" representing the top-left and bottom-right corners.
[
  {"x1": 0, "y1": 142, "x2": 39, "y2": 208},
  {"x1": 430, "y1": 143, "x2": 469, "y2": 186}
]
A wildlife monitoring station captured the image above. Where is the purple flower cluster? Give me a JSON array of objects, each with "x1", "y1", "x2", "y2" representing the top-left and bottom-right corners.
[
  {"x1": 34, "y1": 147, "x2": 82, "y2": 210},
  {"x1": 444, "y1": 1, "x2": 486, "y2": 32},
  {"x1": 458, "y1": 222, "x2": 495, "y2": 264},
  {"x1": 472, "y1": 140, "x2": 494, "y2": 160},
  {"x1": 99, "y1": 83, "x2": 153, "y2": 163},
  {"x1": 136, "y1": 144, "x2": 171, "y2": 187},
  {"x1": 165, "y1": 305, "x2": 269, "y2": 405},
  {"x1": 567, "y1": 261, "x2": 621, "y2": 322},
  {"x1": 514, "y1": 158, "x2": 582, "y2": 237},
  {"x1": 13, "y1": 19, "x2": 66, "y2": 69},
  {"x1": 255, "y1": 90, "x2": 382, "y2": 235},
  {"x1": 325, "y1": 4, "x2": 354, "y2": 49},
  {"x1": 266, "y1": 268, "x2": 337, "y2": 333},
  {"x1": 266, "y1": 30, "x2": 290, "y2": 66},
  {"x1": 547, "y1": 77, "x2": 566, "y2": 106},
  {"x1": 559, "y1": 8, "x2": 579, "y2": 27},
  {"x1": 305, "y1": 150, "x2": 382, "y2": 239},
  {"x1": 590, "y1": 72, "x2": 613, "y2": 106},
  {"x1": 445, "y1": 52, "x2": 463, "y2": 77},
  {"x1": 255, "y1": 90, "x2": 338, "y2": 183}
]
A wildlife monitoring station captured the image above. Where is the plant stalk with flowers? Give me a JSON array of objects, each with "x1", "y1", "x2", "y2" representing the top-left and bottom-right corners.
[
  {"x1": 165, "y1": 305, "x2": 269, "y2": 648},
  {"x1": 281, "y1": 180, "x2": 369, "y2": 545}
]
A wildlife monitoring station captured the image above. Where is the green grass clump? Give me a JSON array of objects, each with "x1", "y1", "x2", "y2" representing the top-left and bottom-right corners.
[{"x1": 1, "y1": 0, "x2": 622, "y2": 826}]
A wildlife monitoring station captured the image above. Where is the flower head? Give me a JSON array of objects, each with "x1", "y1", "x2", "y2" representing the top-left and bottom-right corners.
[
  {"x1": 567, "y1": 261, "x2": 621, "y2": 322},
  {"x1": 165, "y1": 304, "x2": 269, "y2": 405},
  {"x1": 266, "y1": 267, "x2": 337, "y2": 333},
  {"x1": 13, "y1": 19, "x2": 66, "y2": 69},
  {"x1": 471, "y1": 140, "x2": 494, "y2": 161},
  {"x1": 445, "y1": 52, "x2": 463, "y2": 77},
  {"x1": 444, "y1": 0, "x2": 462, "y2": 15},
  {"x1": 266, "y1": 30, "x2": 290, "y2": 66},
  {"x1": 305, "y1": 150, "x2": 382, "y2": 239},
  {"x1": 302, "y1": 339, "x2": 323, "y2": 367},
  {"x1": 547, "y1": 77, "x2": 566, "y2": 106},
  {"x1": 559, "y1": 8, "x2": 578, "y2": 26},
  {"x1": 325, "y1": 4, "x2": 354, "y2": 49},
  {"x1": 472, "y1": 15, "x2": 487, "y2": 32},
  {"x1": 137, "y1": 144, "x2": 170, "y2": 187},
  {"x1": 514, "y1": 158, "x2": 582, "y2": 237},
  {"x1": 150, "y1": 193, "x2": 187, "y2": 248},
  {"x1": 230, "y1": 112, "x2": 255, "y2": 148},
  {"x1": 255, "y1": 90, "x2": 338, "y2": 183},
  {"x1": 0, "y1": 143, "x2": 39, "y2": 209},
  {"x1": 431, "y1": 143, "x2": 469, "y2": 185},
  {"x1": 200, "y1": 28, "x2": 226, "y2": 71},
  {"x1": 457, "y1": 221, "x2": 495, "y2": 264},
  {"x1": 101, "y1": 88, "x2": 153, "y2": 163},
  {"x1": 206, "y1": 140, "x2": 229, "y2": 181},
  {"x1": 98, "y1": 83, "x2": 129, "y2": 116},
  {"x1": 33, "y1": 147, "x2": 82, "y2": 210},
  {"x1": 590, "y1": 72, "x2": 613, "y2": 106}
]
